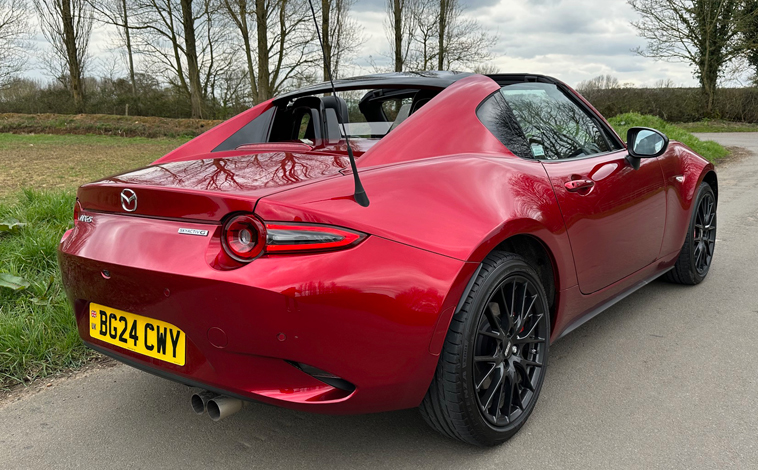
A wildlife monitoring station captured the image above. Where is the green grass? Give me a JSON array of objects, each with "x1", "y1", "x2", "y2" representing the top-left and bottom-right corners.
[
  {"x1": 0, "y1": 189, "x2": 93, "y2": 389},
  {"x1": 609, "y1": 113, "x2": 729, "y2": 163},
  {"x1": 677, "y1": 120, "x2": 758, "y2": 133}
]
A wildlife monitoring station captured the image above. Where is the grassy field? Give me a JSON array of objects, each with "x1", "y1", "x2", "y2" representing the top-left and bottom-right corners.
[
  {"x1": 0, "y1": 134, "x2": 189, "y2": 199},
  {"x1": 0, "y1": 115, "x2": 738, "y2": 388}
]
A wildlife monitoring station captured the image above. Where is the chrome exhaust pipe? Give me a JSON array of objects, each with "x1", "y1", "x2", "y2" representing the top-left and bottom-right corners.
[
  {"x1": 206, "y1": 396, "x2": 243, "y2": 421},
  {"x1": 190, "y1": 391, "x2": 219, "y2": 415}
]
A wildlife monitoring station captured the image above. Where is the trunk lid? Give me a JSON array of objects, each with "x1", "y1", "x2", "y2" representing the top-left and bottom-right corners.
[{"x1": 78, "y1": 151, "x2": 350, "y2": 221}]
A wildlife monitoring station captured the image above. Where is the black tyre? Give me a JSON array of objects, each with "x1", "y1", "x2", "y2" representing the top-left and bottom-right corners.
[
  {"x1": 420, "y1": 251, "x2": 550, "y2": 446},
  {"x1": 665, "y1": 182, "x2": 717, "y2": 285}
]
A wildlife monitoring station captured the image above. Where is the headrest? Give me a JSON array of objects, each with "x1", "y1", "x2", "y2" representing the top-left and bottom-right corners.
[{"x1": 322, "y1": 96, "x2": 349, "y2": 122}]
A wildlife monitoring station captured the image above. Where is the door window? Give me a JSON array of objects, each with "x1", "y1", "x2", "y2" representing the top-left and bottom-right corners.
[{"x1": 492, "y1": 83, "x2": 620, "y2": 160}]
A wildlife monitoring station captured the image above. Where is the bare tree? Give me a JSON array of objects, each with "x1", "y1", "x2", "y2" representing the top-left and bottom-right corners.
[
  {"x1": 321, "y1": 0, "x2": 362, "y2": 79},
  {"x1": 87, "y1": 0, "x2": 137, "y2": 95},
  {"x1": 131, "y1": 0, "x2": 235, "y2": 118},
  {"x1": 385, "y1": 0, "x2": 417, "y2": 71},
  {"x1": 437, "y1": 0, "x2": 493, "y2": 70},
  {"x1": 410, "y1": 0, "x2": 438, "y2": 70},
  {"x1": 400, "y1": 0, "x2": 492, "y2": 71},
  {"x1": 0, "y1": 0, "x2": 28, "y2": 88},
  {"x1": 629, "y1": 0, "x2": 745, "y2": 115},
  {"x1": 576, "y1": 74, "x2": 621, "y2": 93},
  {"x1": 33, "y1": 0, "x2": 93, "y2": 112},
  {"x1": 223, "y1": 0, "x2": 316, "y2": 104}
]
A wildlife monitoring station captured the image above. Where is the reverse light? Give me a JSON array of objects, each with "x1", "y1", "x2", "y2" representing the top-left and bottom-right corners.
[
  {"x1": 265, "y1": 223, "x2": 366, "y2": 254},
  {"x1": 221, "y1": 215, "x2": 266, "y2": 262}
]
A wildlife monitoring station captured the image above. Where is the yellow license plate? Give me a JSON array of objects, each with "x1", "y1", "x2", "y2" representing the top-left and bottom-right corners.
[{"x1": 89, "y1": 303, "x2": 186, "y2": 366}]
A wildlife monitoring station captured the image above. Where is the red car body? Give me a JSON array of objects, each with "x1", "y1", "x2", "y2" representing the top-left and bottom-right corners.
[{"x1": 58, "y1": 73, "x2": 716, "y2": 415}]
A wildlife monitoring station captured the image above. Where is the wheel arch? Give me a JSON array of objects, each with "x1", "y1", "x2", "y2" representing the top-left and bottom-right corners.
[
  {"x1": 431, "y1": 229, "x2": 565, "y2": 357},
  {"x1": 702, "y1": 170, "x2": 718, "y2": 203}
]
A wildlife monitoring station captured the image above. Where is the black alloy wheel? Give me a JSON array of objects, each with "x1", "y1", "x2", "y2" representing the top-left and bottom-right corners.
[
  {"x1": 473, "y1": 275, "x2": 547, "y2": 427},
  {"x1": 666, "y1": 182, "x2": 717, "y2": 285},
  {"x1": 421, "y1": 251, "x2": 550, "y2": 446}
]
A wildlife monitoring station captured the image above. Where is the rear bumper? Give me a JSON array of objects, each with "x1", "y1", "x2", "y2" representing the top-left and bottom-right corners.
[{"x1": 58, "y1": 213, "x2": 472, "y2": 414}]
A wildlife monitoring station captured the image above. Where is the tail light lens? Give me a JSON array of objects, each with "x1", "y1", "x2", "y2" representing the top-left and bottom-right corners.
[
  {"x1": 221, "y1": 215, "x2": 266, "y2": 262},
  {"x1": 265, "y1": 223, "x2": 365, "y2": 253},
  {"x1": 220, "y1": 215, "x2": 366, "y2": 264}
]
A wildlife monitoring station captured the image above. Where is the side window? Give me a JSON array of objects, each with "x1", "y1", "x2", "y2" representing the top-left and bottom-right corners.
[
  {"x1": 381, "y1": 98, "x2": 412, "y2": 121},
  {"x1": 499, "y1": 83, "x2": 616, "y2": 160}
]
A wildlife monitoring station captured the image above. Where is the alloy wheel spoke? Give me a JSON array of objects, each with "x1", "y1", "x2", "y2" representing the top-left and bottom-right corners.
[
  {"x1": 476, "y1": 364, "x2": 497, "y2": 391},
  {"x1": 484, "y1": 302, "x2": 504, "y2": 335},
  {"x1": 517, "y1": 313, "x2": 544, "y2": 340},
  {"x1": 513, "y1": 335, "x2": 546, "y2": 345},
  {"x1": 475, "y1": 355, "x2": 498, "y2": 363},
  {"x1": 481, "y1": 368, "x2": 504, "y2": 411},
  {"x1": 499, "y1": 370, "x2": 516, "y2": 420},
  {"x1": 478, "y1": 329, "x2": 502, "y2": 340}
]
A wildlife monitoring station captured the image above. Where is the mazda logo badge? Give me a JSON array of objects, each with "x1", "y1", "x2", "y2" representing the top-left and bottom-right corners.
[{"x1": 120, "y1": 189, "x2": 137, "y2": 212}]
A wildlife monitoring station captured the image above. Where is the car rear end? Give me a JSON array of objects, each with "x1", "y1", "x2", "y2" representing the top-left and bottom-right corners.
[{"x1": 58, "y1": 157, "x2": 470, "y2": 414}]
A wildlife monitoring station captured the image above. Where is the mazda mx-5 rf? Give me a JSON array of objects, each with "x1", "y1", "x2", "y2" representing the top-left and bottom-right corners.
[{"x1": 58, "y1": 72, "x2": 717, "y2": 446}]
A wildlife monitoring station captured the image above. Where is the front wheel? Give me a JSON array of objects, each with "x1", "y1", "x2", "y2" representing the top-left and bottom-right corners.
[
  {"x1": 665, "y1": 182, "x2": 717, "y2": 285},
  {"x1": 420, "y1": 251, "x2": 550, "y2": 446}
]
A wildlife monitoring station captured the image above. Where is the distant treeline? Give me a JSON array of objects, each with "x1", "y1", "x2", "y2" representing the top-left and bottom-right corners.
[
  {"x1": 581, "y1": 86, "x2": 758, "y2": 123},
  {"x1": 0, "y1": 76, "x2": 250, "y2": 120}
]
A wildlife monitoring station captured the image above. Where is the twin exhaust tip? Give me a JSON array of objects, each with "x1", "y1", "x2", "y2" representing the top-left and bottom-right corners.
[{"x1": 191, "y1": 391, "x2": 243, "y2": 421}]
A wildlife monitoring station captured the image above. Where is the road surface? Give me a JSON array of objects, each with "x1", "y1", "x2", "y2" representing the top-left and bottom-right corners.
[{"x1": 2, "y1": 133, "x2": 757, "y2": 469}]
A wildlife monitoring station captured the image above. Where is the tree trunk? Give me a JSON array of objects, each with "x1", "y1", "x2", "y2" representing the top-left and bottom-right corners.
[
  {"x1": 61, "y1": 0, "x2": 84, "y2": 113},
  {"x1": 437, "y1": 0, "x2": 446, "y2": 70},
  {"x1": 121, "y1": 0, "x2": 136, "y2": 96},
  {"x1": 180, "y1": 0, "x2": 203, "y2": 118},
  {"x1": 255, "y1": 0, "x2": 270, "y2": 101},
  {"x1": 393, "y1": 0, "x2": 402, "y2": 72},
  {"x1": 322, "y1": 0, "x2": 331, "y2": 80}
]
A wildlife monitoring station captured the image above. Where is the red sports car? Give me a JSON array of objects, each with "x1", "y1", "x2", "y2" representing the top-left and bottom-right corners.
[{"x1": 58, "y1": 72, "x2": 717, "y2": 446}]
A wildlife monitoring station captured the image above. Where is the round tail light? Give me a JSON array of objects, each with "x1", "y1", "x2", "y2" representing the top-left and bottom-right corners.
[{"x1": 221, "y1": 215, "x2": 266, "y2": 262}]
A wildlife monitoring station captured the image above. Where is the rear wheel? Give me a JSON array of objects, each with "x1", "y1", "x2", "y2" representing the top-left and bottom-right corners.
[
  {"x1": 665, "y1": 182, "x2": 717, "y2": 285},
  {"x1": 420, "y1": 251, "x2": 550, "y2": 446}
]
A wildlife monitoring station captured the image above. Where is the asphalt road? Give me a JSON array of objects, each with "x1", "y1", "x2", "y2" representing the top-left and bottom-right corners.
[{"x1": 2, "y1": 133, "x2": 757, "y2": 469}]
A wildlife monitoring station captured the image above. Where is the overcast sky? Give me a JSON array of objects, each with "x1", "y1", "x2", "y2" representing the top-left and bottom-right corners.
[{"x1": 25, "y1": 0, "x2": 709, "y2": 88}]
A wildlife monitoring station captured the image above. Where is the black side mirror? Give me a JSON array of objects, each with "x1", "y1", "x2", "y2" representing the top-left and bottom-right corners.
[{"x1": 626, "y1": 127, "x2": 669, "y2": 170}]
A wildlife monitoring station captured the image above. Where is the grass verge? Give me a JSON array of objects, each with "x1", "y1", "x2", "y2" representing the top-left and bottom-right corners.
[
  {"x1": 0, "y1": 190, "x2": 92, "y2": 389},
  {"x1": 609, "y1": 113, "x2": 729, "y2": 163},
  {"x1": 677, "y1": 119, "x2": 758, "y2": 133}
]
